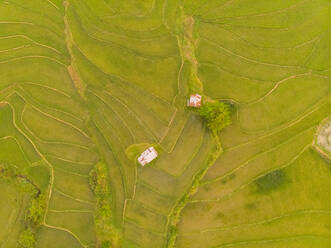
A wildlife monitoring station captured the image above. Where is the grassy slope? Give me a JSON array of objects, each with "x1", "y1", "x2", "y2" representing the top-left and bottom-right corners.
[
  {"x1": 176, "y1": 0, "x2": 331, "y2": 248},
  {"x1": 0, "y1": 182, "x2": 31, "y2": 248},
  {"x1": 0, "y1": 0, "x2": 329, "y2": 248}
]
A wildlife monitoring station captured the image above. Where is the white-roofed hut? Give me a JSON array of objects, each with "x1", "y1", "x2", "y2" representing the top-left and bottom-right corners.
[
  {"x1": 137, "y1": 147, "x2": 158, "y2": 166},
  {"x1": 187, "y1": 94, "x2": 202, "y2": 108}
]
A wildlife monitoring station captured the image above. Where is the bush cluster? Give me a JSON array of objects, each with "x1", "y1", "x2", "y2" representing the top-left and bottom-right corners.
[
  {"x1": 18, "y1": 227, "x2": 36, "y2": 248},
  {"x1": 26, "y1": 193, "x2": 46, "y2": 227},
  {"x1": 0, "y1": 163, "x2": 45, "y2": 248},
  {"x1": 89, "y1": 162, "x2": 121, "y2": 247},
  {"x1": 0, "y1": 163, "x2": 17, "y2": 180},
  {"x1": 166, "y1": 142, "x2": 223, "y2": 247},
  {"x1": 197, "y1": 101, "x2": 233, "y2": 134},
  {"x1": 20, "y1": 189, "x2": 45, "y2": 248}
]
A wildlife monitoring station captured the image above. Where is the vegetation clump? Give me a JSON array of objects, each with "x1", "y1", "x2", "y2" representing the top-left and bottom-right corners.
[
  {"x1": 26, "y1": 193, "x2": 46, "y2": 227},
  {"x1": 0, "y1": 164, "x2": 45, "y2": 248},
  {"x1": 89, "y1": 162, "x2": 122, "y2": 247},
  {"x1": 18, "y1": 227, "x2": 36, "y2": 248},
  {"x1": 198, "y1": 101, "x2": 233, "y2": 134},
  {"x1": 255, "y1": 170, "x2": 289, "y2": 194},
  {"x1": 0, "y1": 163, "x2": 17, "y2": 180},
  {"x1": 125, "y1": 143, "x2": 151, "y2": 161},
  {"x1": 166, "y1": 141, "x2": 223, "y2": 247}
]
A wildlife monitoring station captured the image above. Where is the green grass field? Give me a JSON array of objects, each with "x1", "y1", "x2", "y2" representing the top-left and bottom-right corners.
[{"x1": 0, "y1": 0, "x2": 330, "y2": 247}]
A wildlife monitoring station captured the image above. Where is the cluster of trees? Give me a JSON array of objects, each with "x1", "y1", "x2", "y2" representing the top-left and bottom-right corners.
[
  {"x1": 18, "y1": 178, "x2": 45, "y2": 248},
  {"x1": 166, "y1": 134, "x2": 223, "y2": 247},
  {"x1": 18, "y1": 193, "x2": 46, "y2": 248},
  {"x1": 0, "y1": 164, "x2": 45, "y2": 248},
  {"x1": 18, "y1": 228, "x2": 35, "y2": 248},
  {"x1": 89, "y1": 162, "x2": 121, "y2": 248},
  {"x1": 25, "y1": 193, "x2": 46, "y2": 226},
  {"x1": 197, "y1": 101, "x2": 233, "y2": 135},
  {"x1": 165, "y1": 99, "x2": 231, "y2": 247}
]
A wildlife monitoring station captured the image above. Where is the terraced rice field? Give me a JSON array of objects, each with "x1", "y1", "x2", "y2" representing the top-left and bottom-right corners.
[{"x1": 0, "y1": 0, "x2": 330, "y2": 247}]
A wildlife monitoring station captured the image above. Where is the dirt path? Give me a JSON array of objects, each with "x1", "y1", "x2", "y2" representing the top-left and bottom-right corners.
[
  {"x1": 63, "y1": 1, "x2": 86, "y2": 100},
  {"x1": 314, "y1": 118, "x2": 331, "y2": 159}
]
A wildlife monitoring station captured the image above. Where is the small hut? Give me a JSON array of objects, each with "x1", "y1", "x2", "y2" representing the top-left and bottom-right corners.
[
  {"x1": 187, "y1": 94, "x2": 202, "y2": 108},
  {"x1": 138, "y1": 147, "x2": 158, "y2": 166}
]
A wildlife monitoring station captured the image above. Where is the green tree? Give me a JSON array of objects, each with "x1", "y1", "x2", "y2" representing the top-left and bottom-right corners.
[
  {"x1": 100, "y1": 240, "x2": 111, "y2": 248},
  {"x1": 89, "y1": 162, "x2": 123, "y2": 247},
  {"x1": 18, "y1": 227, "x2": 35, "y2": 248},
  {"x1": 198, "y1": 101, "x2": 232, "y2": 134},
  {"x1": 26, "y1": 193, "x2": 46, "y2": 227}
]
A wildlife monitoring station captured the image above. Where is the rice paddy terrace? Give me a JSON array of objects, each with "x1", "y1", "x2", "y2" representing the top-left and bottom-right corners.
[{"x1": 0, "y1": 0, "x2": 330, "y2": 248}]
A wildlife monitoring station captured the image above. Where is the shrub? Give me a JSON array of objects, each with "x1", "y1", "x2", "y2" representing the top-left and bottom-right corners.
[
  {"x1": 26, "y1": 193, "x2": 46, "y2": 227},
  {"x1": 198, "y1": 101, "x2": 233, "y2": 134},
  {"x1": 89, "y1": 162, "x2": 110, "y2": 198},
  {"x1": 255, "y1": 170, "x2": 289, "y2": 194},
  {"x1": 18, "y1": 227, "x2": 35, "y2": 248},
  {"x1": 0, "y1": 164, "x2": 41, "y2": 247},
  {"x1": 100, "y1": 240, "x2": 111, "y2": 248},
  {"x1": 89, "y1": 162, "x2": 122, "y2": 247},
  {"x1": 0, "y1": 163, "x2": 17, "y2": 180},
  {"x1": 166, "y1": 226, "x2": 177, "y2": 247}
]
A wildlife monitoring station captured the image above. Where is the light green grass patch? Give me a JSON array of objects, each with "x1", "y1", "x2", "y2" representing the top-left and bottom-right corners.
[
  {"x1": 36, "y1": 226, "x2": 83, "y2": 248},
  {"x1": 49, "y1": 190, "x2": 94, "y2": 211},
  {"x1": 0, "y1": 0, "x2": 330, "y2": 247},
  {"x1": 0, "y1": 137, "x2": 29, "y2": 169},
  {"x1": 26, "y1": 162, "x2": 50, "y2": 191},
  {"x1": 177, "y1": 149, "x2": 331, "y2": 247},
  {"x1": 133, "y1": 183, "x2": 175, "y2": 216},
  {"x1": 198, "y1": 22, "x2": 314, "y2": 66},
  {"x1": 124, "y1": 221, "x2": 165, "y2": 248},
  {"x1": 240, "y1": 75, "x2": 331, "y2": 131},
  {"x1": 0, "y1": 182, "x2": 30, "y2": 247},
  {"x1": 193, "y1": 126, "x2": 315, "y2": 201},
  {"x1": 196, "y1": 39, "x2": 307, "y2": 82},
  {"x1": 37, "y1": 142, "x2": 98, "y2": 165},
  {"x1": 198, "y1": 63, "x2": 274, "y2": 103},
  {"x1": 125, "y1": 143, "x2": 152, "y2": 161},
  {"x1": 155, "y1": 114, "x2": 204, "y2": 176},
  {"x1": 67, "y1": 6, "x2": 180, "y2": 102},
  {"x1": 22, "y1": 105, "x2": 91, "y2": 146},
  {"x1": 20, "y1": 82, "x2": 88, "y2": 119},
  {"x1": 46, "y1": 211, "x2": 96, "y2": 245},
  {"x1": 53, "y1": 168, "x2": 94, "y2": 203},
  {"x1": 306, "y1": 31, "x2": 331, "y2": 71},
  {"x1": 125, "y1": 200, "x2": 167, "y2": 233}
]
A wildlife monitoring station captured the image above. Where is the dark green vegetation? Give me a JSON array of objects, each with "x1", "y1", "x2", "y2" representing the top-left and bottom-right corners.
[
  {"x1": 26, "y1": 194, "x2": 46, "y2": 227},
  {"x1": 89, "y1": 162, "x2": 121, "y2": 247},
  {"x1": 197, "y1": 101, "x2": 232, "y2": 134},
  {"x1": 254, "y1": 170, "x2": 288, "y2": 194},
  {"x1": 0, "y1": 0, "x2": 330, "y2": 248},
  {"x1": 18, "y1": 228, "x2": 35, "y2": 248},
  {"x1": 0, "y1": 164, "x2": 44, "y2": 248}
]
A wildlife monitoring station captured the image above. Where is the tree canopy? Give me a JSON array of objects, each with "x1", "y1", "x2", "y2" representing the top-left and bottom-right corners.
[
  {"x1": 18, "y1": 227, "x2": 35, "y2": 248},
  {"x1": 198, "y1": 101, "x2": 233, "y2": 134}
]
